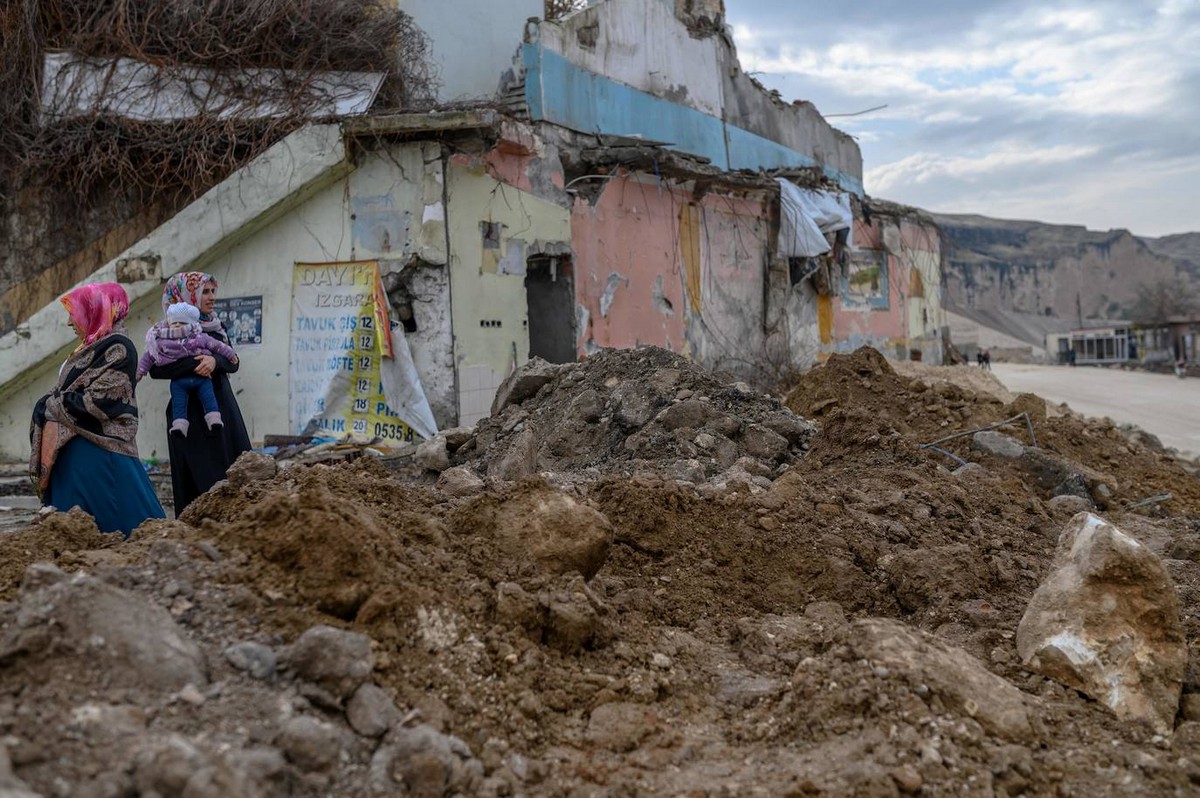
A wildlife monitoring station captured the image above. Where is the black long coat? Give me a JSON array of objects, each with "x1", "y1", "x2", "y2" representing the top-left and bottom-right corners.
[{"x1": 149, "y1": 326, "x2": 251, "y2": 516}]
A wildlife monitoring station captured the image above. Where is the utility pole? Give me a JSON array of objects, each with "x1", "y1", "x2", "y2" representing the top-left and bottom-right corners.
[{"x1": 1076, "y1": 292, "x2": 1083, "y2": 328}]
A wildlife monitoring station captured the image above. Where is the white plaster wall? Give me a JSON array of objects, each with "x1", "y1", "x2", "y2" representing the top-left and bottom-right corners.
[
  {"x1": 0, "y1": 142, "x2": 454, "y2": 460},
  {"x1": 539, "y1": 0, "x2": 726, "y2": 117},
  {"x1": 406, "y1": 0, "x2": 540, "y2": 101}
]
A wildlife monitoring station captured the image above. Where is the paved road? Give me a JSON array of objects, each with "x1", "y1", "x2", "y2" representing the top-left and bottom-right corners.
[{"x1": 992, "y1": 363, "x2": 1200, "y2": 458}]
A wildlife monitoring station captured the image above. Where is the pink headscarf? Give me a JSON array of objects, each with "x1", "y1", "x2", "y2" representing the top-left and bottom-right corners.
[{"x1": 61, "y1": 282, "x2": 130, "y2": 349}]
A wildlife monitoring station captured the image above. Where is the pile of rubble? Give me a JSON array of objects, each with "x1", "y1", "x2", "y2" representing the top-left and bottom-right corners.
[
  {"x1": 4, "y1": 346, "x2": 1200, "y2": 796},
  {"x1": 420, "y1": 347, "x2": 814, "y2": 489}
]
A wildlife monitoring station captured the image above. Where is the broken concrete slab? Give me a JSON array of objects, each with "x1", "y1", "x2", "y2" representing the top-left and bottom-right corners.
[
  {"x1": 1016, "y1": 512, "x2": 1186, "y2": 735},
  {"x1": 971, "y1": 430, "x2": 1025, "y2": 459},
  {"x1": 845, "y1": 617, "x2": 1033, "y2": 741},
  {"x1": 490, "y1": 357, "x2": 559, "y2": 417}
]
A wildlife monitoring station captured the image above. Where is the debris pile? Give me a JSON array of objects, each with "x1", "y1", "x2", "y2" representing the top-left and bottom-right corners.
[
  {"x1": 449, "y1": 347, "x2": 816, "y2": 486},
  {"x1": 4, "y1": 346, "x2": 1200, "y2": 796}
]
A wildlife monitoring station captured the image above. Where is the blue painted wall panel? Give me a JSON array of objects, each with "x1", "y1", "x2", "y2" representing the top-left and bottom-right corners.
[
  {"x1": 523, "y1": 44, "x2": 864, "y2": 196},
  {"x1": 525, "y1": 45, "x2": 729, "y2": 168}
]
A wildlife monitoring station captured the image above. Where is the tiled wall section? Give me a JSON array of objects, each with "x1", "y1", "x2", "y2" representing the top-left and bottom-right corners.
[{"x1": 458, "y1": 364, "x2": 501, "y2": 427}]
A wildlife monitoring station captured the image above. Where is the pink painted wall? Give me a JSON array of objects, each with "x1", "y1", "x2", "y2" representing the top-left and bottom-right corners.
[
  {"x1": 570, "y1": 172, "x2": 772, "y2": 373},
  {"x1": 571, "y1": 175, "x2": 689, "y2": 353}
]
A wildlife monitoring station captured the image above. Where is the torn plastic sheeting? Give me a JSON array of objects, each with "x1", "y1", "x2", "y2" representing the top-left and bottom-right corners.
[
  {"x1": 776, "y1": 180, "x2": 853, "y2": 259},
  {"x1": 380, "y1": 327, "x2": 438, "y2": 440}
]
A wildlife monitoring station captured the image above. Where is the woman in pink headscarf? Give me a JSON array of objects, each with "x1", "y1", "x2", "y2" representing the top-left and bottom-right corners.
[{"x1": 29, "y1": 282, "x2": 165, "y2": 536}]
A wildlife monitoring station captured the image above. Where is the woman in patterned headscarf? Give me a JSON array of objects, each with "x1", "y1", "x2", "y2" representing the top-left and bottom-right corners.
[
  {"x1": 148, "y1": 271, "x2": 251, "y2": 514},
  {"x1": 30, "y1": 282, "x2": 165, "y2": 536}
]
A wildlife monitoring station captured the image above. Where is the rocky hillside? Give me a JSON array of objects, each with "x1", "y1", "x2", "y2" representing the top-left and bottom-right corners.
[{"x1": 931, "y1": 213, "x2": 1199, "y2": 319}]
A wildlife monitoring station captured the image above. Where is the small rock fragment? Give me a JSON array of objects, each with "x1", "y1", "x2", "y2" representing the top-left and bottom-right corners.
[
  {"x1": 225, "y1": 451, "x2": 278, "y2": 488},
  {"x1": 223, "y1": 642, "x2": 277, "y2": 681}
]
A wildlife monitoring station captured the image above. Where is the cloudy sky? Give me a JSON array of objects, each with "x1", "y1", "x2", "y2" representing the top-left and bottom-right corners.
[{"x1": 724, "y1": 0, "x2": 1200, "y2": 237}]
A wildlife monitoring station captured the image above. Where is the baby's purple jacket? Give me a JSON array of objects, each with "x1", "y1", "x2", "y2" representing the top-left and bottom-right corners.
[{"x1": 136, "y1": 323, "x2": 238, "y2": 379}]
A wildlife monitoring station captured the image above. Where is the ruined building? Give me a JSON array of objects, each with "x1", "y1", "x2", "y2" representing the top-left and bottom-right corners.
[{"x1": 0, "y1": 0, "x2": 947, "y2": 459}]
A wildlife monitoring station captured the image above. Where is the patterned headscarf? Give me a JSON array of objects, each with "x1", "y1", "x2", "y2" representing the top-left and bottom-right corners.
[
  {"x1": 61, "y1": 282, "x2": 129, "y2": 349},
  {"x1": 162, "y1": 271, "x2": 222, "y2": 334}
]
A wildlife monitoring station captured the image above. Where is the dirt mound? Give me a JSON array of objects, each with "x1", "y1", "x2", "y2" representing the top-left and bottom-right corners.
[
  {"x1": 0, "y1": 507, "x2": 118, "y2": 600},
  {"x1": 7, "y1": 348, "x2": 1200, "y2": 796},
  {"x1": 455, "y1": 347, "x2": 815, "y2": 483}
]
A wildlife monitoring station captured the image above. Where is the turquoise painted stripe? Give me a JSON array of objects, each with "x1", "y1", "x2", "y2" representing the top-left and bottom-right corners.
[{"x1": 522, "y1": 43, "x2": 864, "y2": 196}]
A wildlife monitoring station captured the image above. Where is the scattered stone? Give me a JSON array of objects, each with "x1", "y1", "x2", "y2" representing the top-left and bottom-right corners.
[
  {"x1": 952, "y1": 462, "x2": 987, "y2": 478},
  {"x1": 487, "y1": 426, "x2": 538, "y2": 481},
  {"x1": 1052, "y1": 473, "x2": 1091, "y2": 501},
  {"x1": 225, "y1": 451, "x2": 278, "y2": 488},
  {"x1": 844, "y1": 618, "x2": 1033, "y2": 741},
  {"x1": 889, "y1": 764, "x2": 923, "y2": 794},
  {"x1": 176, "y1": 684, "x2": 206, "y2": 706},
  {"x1": 3, "y1": 570, "x2": 207, "y2": 692},
  {"x1": 740, "y1": 424, "x2": 789, "y2": 461},
  {"x1": 369, "y1": 724, "x2": 482, "y2": 795},
  {"x1": 545, "y1": 588, "x2": 603, "y2": 653},
  {"x1": 568, "y1": 389, "x2": 605, "y2": 423},
  {"x1": 442, "y1": 426, "x2": 476, "y2": 450},
  {"x1": 415, "y1": 435, "x2": 451, "y2": 473},
  {"x1": 971, "y1": 430, "x2": 1025, "y2": 459},
  {"x1": 276, "y1": 716, "x2": 346, "y2": 772},
  {"x1": 660, "y1": 399, "x2": 713, "y2": 431},
  {"x1": 196, "y1": 541, "x2": 222, "y2": 562},
  {"x1": 650, "y1": 652, "x2": 672, "y2": 669},
  {"x1": 1017, "y1": 513, "x2": 1186, "y2": 734},
  {"x1": 586, "y1": 703, "x2": 655, "y2": 752},
  {"x1": 490, "y1": 357, "x2": 558, "y2": 416},
  {"x1": 223, "y1": 641, "x2": 277, "y2": 681},
  {"x1": 283, "y1": 625, "x2": 374, "y2": 702},
  {"x1": 347, "y1": 683, "x2": 401, "y2": 738},
  {"x1": 436, "y1": 466, "x2": 485, "y2": 497},
  {"x1": 1047, "y1": 494, "x2": 1092, "y2": 515}
]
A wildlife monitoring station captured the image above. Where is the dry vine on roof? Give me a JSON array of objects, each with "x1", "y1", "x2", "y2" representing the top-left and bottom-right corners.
[{"x1": 0, "y1": 0, "x2": 436, "y2": 207}]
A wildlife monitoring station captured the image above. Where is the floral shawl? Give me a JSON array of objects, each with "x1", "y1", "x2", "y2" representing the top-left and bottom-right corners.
[{"x1": 30, "y1": 284, "x2": 140, "y2": 495}]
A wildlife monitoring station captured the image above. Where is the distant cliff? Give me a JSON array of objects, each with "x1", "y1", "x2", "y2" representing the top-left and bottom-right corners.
[{"x1": 929, "y1": 213, "x2": 1198, "y2": 320}]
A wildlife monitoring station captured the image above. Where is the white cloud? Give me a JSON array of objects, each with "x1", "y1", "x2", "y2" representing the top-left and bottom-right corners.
[{"x1": 726, "y1": 0, "x2": 1200, "y2": 235}]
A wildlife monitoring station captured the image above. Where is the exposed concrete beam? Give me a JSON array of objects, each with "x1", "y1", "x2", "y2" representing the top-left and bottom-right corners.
[
  {"x1": 0, "y1": 123, "x2": 352, "y2": 402},
  {"x1": 343, "y1": 109, "x2": 501, "y2": 137}
]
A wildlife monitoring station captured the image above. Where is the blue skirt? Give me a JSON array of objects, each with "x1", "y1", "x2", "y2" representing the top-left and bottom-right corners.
[{"x1": 44, "y1": 437, "x2": 166, "y2": 538}]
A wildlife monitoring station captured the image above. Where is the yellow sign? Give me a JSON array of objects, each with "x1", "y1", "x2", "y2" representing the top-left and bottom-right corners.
[{"x1": 290, "y1": 260, "x2": 414, "y2": 445}]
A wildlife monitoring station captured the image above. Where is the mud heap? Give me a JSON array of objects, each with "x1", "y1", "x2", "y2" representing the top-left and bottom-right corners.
[{"x1": 4, "y1": 346, "x2": 1200, "y2": 797}]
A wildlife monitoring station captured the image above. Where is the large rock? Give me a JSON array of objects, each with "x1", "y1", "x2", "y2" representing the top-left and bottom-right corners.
[
  {"x1": 283, "y1": 625, "x2": 374, "y2": 702},
  {"x1": 464, "y1": 485, "x2": 613, "y2": 580},
  {"x1": 1, "y1": 568, "x2": 206, "y2": 692},
  {"x1": 1016, "y1": 512, "x2": 1186, "y2": 734},
  {"x1": 487, "y1": 426, "x2": 539, "y2": 481},
  {"x1": 845, "y1": 618, "x2": 1033, "y2": 741},
  {"x1": 415, "y1": 435, "x2": 450, "y2": 473},
  {"x1": 971, "y1": 430, "x2": 1025, "y2": 459},
  {"x1": 490, "y1": 358, "x2": 558, "y2": 416}
]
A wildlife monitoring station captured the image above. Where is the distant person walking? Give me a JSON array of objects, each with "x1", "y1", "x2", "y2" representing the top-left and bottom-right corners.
[
  {"x1": 148, "y1": 272, "x2": 251, "y2": 515},
  {"x1": 981, "y1": 349, "x2": 992, "y2": 371},
  {"x1": 29, "y1": 283, "x2": 166, "y2": 537}
]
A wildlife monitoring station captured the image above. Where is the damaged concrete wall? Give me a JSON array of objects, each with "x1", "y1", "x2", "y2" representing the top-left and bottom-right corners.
[
  {"x1": 445, "y1": 155, "x2": 572, "y2": 426},
  {"x1": 405, "y1": 0, "x2": 541, "y2": 101},
  {"x1": 823, "y1": 214, "x2": 945, "y2": 363},
  {"x1": 571, "y1": 172, "x2": 778, "y2": 380},
  {"x1": 525, "y1": 0, "x2": 863, "y2": 193},
  {"x1": 0, "y1": 140, "x2": 453, "y2": 460}
]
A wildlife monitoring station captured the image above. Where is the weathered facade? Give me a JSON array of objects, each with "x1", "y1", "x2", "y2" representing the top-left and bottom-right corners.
[{"x1": 0, "y1": 0, "x2": 947, "y2": 459}]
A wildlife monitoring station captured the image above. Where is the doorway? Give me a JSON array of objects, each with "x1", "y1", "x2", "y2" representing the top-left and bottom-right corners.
[{"x1": 525, "y1": 255, "x2": 576, "y2": 364}]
